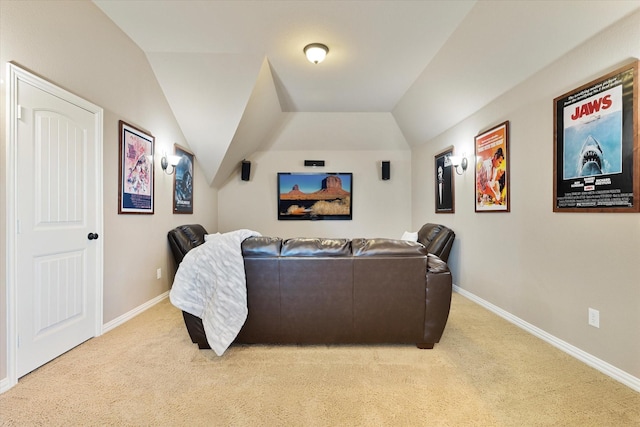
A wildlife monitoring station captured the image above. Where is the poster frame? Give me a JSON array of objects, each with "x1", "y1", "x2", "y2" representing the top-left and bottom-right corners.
[
  {"x1": 475, "y1": 121, "x2": 510, "y2": 213},
  {"x1": 553, "y1": 61, "x2": 639, "y2": 213},
  {"x1": 118, "y1": 120, "x2": 154, "y2": 214},
  {"x1": 435, "y1": 146, "x2": 455, "y2": 214}
]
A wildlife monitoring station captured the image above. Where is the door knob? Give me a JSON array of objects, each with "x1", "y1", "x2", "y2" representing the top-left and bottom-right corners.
[{"x1": 87, "y1": 233, "x2": 99, "y2": 240}]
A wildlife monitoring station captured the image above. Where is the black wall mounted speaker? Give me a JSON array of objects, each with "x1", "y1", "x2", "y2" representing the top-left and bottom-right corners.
[
  {"x1": 381, "y1": 161, "x2": 390, "y2": 180},
  {"x1": 304, "y1": 160, "x2": 325, "y2": 167},
  {"x1": 241, "y1": 160, "x2": 251, "y2": 181}
]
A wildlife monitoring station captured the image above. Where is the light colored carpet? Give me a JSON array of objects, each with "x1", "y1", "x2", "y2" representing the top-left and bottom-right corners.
[{"x1": 1, "y1": 293, "x2": 638, "y2": 426}]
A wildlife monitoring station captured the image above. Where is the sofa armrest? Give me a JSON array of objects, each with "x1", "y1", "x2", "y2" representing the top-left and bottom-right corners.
[
  {"x1": 422, "y1": 254, "x2": 452, "y2": 345},
  {"x1": 427, "y1": 253, "x2": 450, "y2": 273}
]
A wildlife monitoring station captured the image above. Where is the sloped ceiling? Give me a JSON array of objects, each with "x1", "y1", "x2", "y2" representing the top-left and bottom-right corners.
[{"x1": 93, "y1": 0, "x2": 640, "y2": 186}]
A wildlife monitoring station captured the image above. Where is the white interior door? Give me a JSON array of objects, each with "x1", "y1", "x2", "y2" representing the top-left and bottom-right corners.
[{"x1": 10, "y1": 67, "x2": 103, "y2": 378}]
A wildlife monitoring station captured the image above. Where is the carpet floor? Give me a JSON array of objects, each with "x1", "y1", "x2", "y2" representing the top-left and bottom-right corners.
[{"x1": 1, "y1": 293, "x2": 638, "y2": 426}]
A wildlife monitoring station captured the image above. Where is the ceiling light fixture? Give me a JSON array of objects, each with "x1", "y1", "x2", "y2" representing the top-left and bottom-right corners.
[{"x1": 304, "y1": 43, "x2": 329, "y2": 64}]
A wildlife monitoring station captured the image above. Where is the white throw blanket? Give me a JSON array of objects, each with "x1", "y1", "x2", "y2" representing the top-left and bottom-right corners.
[{"x1": 169, "y1": 229, "x2": 261, "y2": 355}]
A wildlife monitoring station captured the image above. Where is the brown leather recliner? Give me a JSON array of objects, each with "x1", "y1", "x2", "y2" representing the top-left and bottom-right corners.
[
  {"x1": 417, "y1": 223, "x2": 455, "y2": 263},
  {"x1": 168, "y1": 224, "x2": 454, "y2": 350}
]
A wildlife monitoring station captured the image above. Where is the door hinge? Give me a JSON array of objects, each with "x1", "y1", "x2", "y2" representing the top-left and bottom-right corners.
[
  {"x1": 16, "y1": 219, "x2": 22, "y2": 234},
  {"x1": 17, "y1": 105, "x2": 23, "y2": 120}
]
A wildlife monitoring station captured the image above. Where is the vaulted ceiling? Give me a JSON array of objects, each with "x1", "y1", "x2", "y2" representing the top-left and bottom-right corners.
[{"x1": 93, "y1": 0, "x2": 640, "y2": 187}]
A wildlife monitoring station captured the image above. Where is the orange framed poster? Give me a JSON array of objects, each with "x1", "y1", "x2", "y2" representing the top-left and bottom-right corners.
[{"x1": 475, "y1": 121, "x2": 510, "y2": 212}]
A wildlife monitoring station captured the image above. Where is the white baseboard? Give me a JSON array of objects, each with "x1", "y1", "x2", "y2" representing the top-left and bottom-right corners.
[
  {"x1": 0, "y1": 377, "x2": 11, "y2": 394},
  {"x1": 102, "y1": 291, "x2": 169, "y2": 334},
  {"x1": 453, "y1": 285, "x2": 640, "y2": 393}
]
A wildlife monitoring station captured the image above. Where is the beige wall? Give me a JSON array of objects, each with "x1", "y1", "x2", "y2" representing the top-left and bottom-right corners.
[
  {"x1": 410, "y1": 11, "x2": 640, "y2": 378},
  {"x1": 0, "y1": 1, "x2": 219, "y2": 381},
  {"x1": 218, "y1": 112, "x2": 413, "y2": 239},
  {"x1": 218, "y1": 149, "x2": 412, "y2": 239}
]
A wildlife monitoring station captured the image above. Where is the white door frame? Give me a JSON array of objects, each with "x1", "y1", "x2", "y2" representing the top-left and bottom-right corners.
[{"x1": 4, "y1": 63, "x2": 104, "y2": 390}]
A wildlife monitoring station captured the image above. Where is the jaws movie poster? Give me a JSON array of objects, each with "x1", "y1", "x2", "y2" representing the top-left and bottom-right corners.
[{"x1": 553, "y1": 61, "x2": 639, "y2": 212}]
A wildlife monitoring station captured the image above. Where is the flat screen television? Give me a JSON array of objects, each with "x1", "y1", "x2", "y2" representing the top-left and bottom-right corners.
[{"x1": 278, "y1": 172, "x2": 352, "y2": 220}]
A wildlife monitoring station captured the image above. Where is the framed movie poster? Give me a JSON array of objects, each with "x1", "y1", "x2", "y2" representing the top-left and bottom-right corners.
[
  {"x1": 475, "y1": 121, "x2": 510, "y2": 212},
  {"x1": 553, "y1": 61, "x2": 639, "y2": 212},
  {"x1": 173, "y1": 144, "x2": 194, "y2": 214},
  {"x1": 435, "y1": 146, "x2": 455, "y2": 213},
  {"x1": 118, "y1": 120, "x2": 154, "y2": 214}
]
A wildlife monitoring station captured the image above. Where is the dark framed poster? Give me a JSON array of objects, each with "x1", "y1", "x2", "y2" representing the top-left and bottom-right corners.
[
  {"x1": 118, "y1": 120, "x2": 154, "y2": 214},
  {"x1": 173, "y1": 144, "x2": 194, "y2": 214},
  {"x1": 553, "y1": 61, "x2": 639, "y2": 212},
  {"x1": 475, "y1": 121, "x2": 510, "y2": 212},
  {"x1": 435, "y1": 146, "x2": 455, "y2": 213}
]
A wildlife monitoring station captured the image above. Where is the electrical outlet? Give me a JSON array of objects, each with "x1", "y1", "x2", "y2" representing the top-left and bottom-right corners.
[
  {"x1": 156, "y1": 268, "x2": 162, "y2": 280},
  {"x1": 588, "y1": 308, "x2": 600, "y2": 328}
]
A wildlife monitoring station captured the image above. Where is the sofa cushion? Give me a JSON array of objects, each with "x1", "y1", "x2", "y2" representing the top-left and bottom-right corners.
[
  {"x1": 281, "y1": 238, "x2": 351, "y2": 257},
  {"x1": 352, "y1": 238, "x2": 427, "y2": 257},
  {"x1": 242, "y1": 236, "x2": 282, "y2": 257}
]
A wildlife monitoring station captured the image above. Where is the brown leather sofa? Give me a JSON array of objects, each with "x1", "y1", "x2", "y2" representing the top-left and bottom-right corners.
[{"x1": 168, "y1": 224, "x2": 455, "y2": 350}]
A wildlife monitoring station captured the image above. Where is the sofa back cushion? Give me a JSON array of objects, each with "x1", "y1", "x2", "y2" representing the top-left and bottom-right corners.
[
  {"x1": 281, "y1": 238, "x2": 351, "y2": 257},
  {"x1": 242, "y1": 236, "x2": 282, "y2": 257},
  {"x1": 352, "y1": 238, "x2": 427, "y2": 257}
]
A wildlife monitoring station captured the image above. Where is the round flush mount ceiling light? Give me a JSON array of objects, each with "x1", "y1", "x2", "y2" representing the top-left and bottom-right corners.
[{"x1": 304, "y1": 43, "x2": 329, "y2": 64}]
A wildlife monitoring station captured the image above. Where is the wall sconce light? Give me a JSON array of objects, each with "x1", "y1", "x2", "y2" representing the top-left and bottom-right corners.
[
  {"x1": 304, "y1": 43, "x2": 329, "y2": 64},
  {"x1": 161, "y1": 153, "x2": 181, "y2": 175},
  {"x1": 449, "y1": 155, "x2": 468, "y2": 175}
]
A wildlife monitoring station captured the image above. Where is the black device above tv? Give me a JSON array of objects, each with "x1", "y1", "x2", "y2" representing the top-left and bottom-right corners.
[{"x1": 278, "y1": 172, "x2": 352, "y2": 220}]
